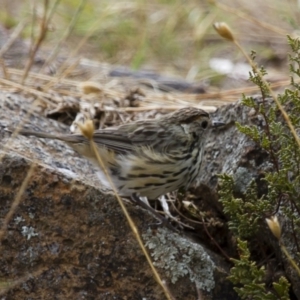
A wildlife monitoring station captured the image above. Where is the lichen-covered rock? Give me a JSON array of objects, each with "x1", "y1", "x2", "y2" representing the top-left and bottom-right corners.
[{"x1": 0, "y1": 92, "x2": 238, "y2": 299}]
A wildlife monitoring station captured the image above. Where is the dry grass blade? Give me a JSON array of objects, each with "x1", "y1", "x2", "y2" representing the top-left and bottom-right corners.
[
  {"x1": 280, "y1": 242, "x2": 300, "y2": 277},
  {"x1": 43, "y1": 19, "x2": 103, "y2": 91},
  {"x1": 0, "y1": 60, "x2": 9, "y2": 79},
  {"x1": 0, "y1": 77, "x2": 60, "y2": 106},
  {"x1": 214, "y1": 22, "x2": 300, "y2": 150},
  {"x1": 21, "y1": 0, "x2": 62, "y2": 84},
  {"x1": 0, "y1": 18, "x2": 29, "y2": 58},
  {"x1": 77, "y1": 121, "x2": 174, "y2": 300},
  {"x1": 39, "y1": 0, "x2": 87, "y2": 73},
  {"x1": 0, "y1": 163, "x2": 35, "y2": 242},
  {"x1": 212, "y1": 1, "x2": 288, "y2": 36}
]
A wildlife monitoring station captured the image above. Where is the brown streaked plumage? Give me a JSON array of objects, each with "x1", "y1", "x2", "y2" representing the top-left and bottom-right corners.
[
  {"x1": 17, "y1": 107, "x2": 214, "y2": 230},
  {"x1": 18, "y1": 107, "x2": 211, "y2": 200}
]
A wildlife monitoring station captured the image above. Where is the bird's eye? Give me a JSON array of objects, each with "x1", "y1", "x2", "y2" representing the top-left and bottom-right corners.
[{"x1": 201, "y1": 120, "x2": 208, "y2": 129}]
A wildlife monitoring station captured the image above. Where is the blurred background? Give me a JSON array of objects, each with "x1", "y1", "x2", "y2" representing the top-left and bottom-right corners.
[
  {"x1": 0, "y1": 0, "x2": 296, "y2": 94},
  {"x1": 1, "y1": 2, "x2": 300, "y2": 299}
]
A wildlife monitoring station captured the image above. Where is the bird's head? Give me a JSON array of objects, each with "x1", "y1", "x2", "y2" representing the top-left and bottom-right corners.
[{"x1": 168, "y1": 107, "x2": 210, "y2": 137}]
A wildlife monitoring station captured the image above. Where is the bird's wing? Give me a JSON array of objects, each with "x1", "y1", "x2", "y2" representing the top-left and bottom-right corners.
[
  {"x1": 92, "y1": 130, "x2": 134, "y2": 153},
  {"x1": 92, "y1": 121, "x2": 183, "y2": 154},
  {"x1": 17, "y1": 120, "x2": 186, "y2": 154}
]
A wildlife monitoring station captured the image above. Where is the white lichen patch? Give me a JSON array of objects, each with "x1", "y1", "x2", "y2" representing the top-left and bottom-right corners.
[
  {"x1": 21, "y1": 226, "x2": 39, "y2": 240},
  {"x1": 14, "y1": 216, "x2": 25, "y2": 224},
  {"x1": 57, "y1": 167, "x2": 77, "y2": 179},
  {"x1": 143, "y1": 228, "x2": 215, "y2": 291}
]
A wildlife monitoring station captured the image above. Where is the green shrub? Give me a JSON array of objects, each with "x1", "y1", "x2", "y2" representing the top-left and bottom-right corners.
[{"x1": 218, "y1": 36, "x2": 300, "y2": 299}]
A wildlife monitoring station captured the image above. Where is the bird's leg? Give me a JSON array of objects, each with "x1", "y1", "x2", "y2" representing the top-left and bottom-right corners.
[
  {"x1": 139, "y1": 196, "x2": 150, "y2": 206},
  {"x1": 130, "y1": 193, "x2": 177, "y2": 232},
  {"x1": 158, "y1": 195, "x2": 171, "y2": 217}
]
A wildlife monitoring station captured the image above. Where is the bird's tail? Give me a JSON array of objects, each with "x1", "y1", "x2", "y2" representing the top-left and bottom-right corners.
[
  {"x1": 10, "y1": 128, "x2": 84, "y2": 144},
  {"x1": 18, "y1": 130, "x2": 60, "y2": 140}
]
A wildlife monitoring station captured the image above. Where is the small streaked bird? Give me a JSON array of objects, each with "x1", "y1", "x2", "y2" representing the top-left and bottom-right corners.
[{"x1": 17, "y1": 107, "x2": 221, "y2": 228}]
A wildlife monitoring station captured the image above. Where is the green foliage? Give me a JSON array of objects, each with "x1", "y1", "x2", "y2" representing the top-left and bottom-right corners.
[
  {"x1": 248, "y1": 51, "x2": 270, "y2": 99},
  {"x1": 229, "y1": 239, "x2": 290, "y2": 300},
  {"x1": 218, "y1": 36, "x2": 300, "y2": 298},
  {"x1": 219, "y1": 175, "x2": 272, "y2": 238}
]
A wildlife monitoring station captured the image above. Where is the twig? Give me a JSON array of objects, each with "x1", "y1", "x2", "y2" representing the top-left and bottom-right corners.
[
  {"x1": 21, "y1": 0, "x2": 62, "y2": 84},
  {"x1": 0, "y1": 18, "x2": 29, "y2": 58}
]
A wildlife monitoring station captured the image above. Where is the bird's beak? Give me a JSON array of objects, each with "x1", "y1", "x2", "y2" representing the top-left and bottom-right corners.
[{"x1": 212, "y1": 120, "x2": 225, "y2": 128}]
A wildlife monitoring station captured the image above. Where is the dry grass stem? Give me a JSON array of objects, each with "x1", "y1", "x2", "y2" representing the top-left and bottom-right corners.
[
  {"x1": 0, "y1": 163, "x2": 35, "y2": 242},
  {"x1": 21, "y1": 0, "x2": 50, "y2": 84},
  {"x1": 43, "y1": 19, "x2": 103, "y2": 90},
  {"x1": 21, "y1": 0, "x2": 62, "y2": 83},
  {"x1": 39, "y1": 0, "x2": 87, "y2": 73},
  {"x1": 280, "y1": 243, "x2": 300, "y2": 277},
  {"x1": 0, "y1": 18, "x2": 29, "y2": 58},
  {"x1": 43, "y1": 57, "x2": 82, "y2": 92},
  {"x1": 213, "y1": 1, "x2": 288, "y2": 36},
  {"x1": 0, "y1": 77, "x2": 60, "y2": 106},
  {"x1": 0, "y1": 60, "x2": 9, "y2": 79},
  {"x1": 77, "y1": 121, "x2": 174, "y2": 300},
  {"x1": 214, "y1": 21, "x2": 300, "y2": 150}
]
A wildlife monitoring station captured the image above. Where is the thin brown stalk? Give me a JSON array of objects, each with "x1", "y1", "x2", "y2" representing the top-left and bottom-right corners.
[
  {"x1": 0, "y1": 60, "x2": 9, "y2": 79},
  {"x1": 0, "y1": 163, "x2": 35, "y2": 242},
  {"x1": 4, "y1": 65, "x2": 296, "y2": 106},
  {"x1": 43, "y1": 19, "x2": 103, "y2": 91},
  {"x1": 200, "y1": 215, "x2": 231, "y2": 262},
  {"x1": 170, "y1": 200, "x2": 200, "y2": 226},
  {"x1": 21, "y1": 0, "x2": 62, "y2": 84},
  {"x1": 45, "y1": 0, "x2": 62, "y2": 24},
  {"x1": 78, "y1": 122, "x2": 174, "y2": 300},
  {"x1": 280, "y1": 241, "x2": 300, "y2": 276},
  {"x1": 170, "y1": 201, "x2": 231, "y2": 261},
  {"x1": 44, "y1": 57, "x2": 82, "y2": 91},
  {"x1": 212, "y1": 1, "x2": 288, "y2": 36},
  {"x1": 214, "y1": 22, "x2": 300, "y2": 150},
  {"x1": 0, "y1": 77, "x2": 59, "y2": 106},
  {"x1": 39, "y1": 0, "x2": 87, "y2": 73},
  {"x1": 21, "y1": 0, "x2": 49, "y2": 84},
  {"x1": 195, "y1": 81, "x2": 293, "y2": 100},
  {"x1": 0, "y1": 18, "x2": 29, "y2": 58}
]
